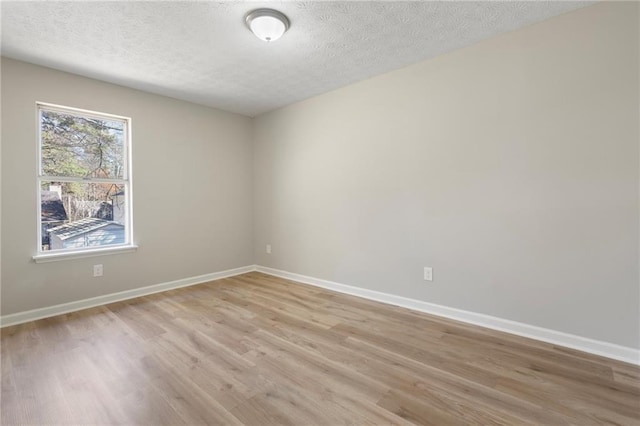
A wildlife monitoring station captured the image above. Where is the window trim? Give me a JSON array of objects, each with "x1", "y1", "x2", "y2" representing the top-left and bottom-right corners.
[
  {"x1": 33, "y1": 245, "x2": 139, "y2": 263},
  {"x1": 34, "y1": 102, "x2": 135, "y2": 262}
]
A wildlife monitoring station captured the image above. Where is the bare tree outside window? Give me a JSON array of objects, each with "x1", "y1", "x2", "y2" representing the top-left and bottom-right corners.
[{"x1": 37, "y1": 104, "x2": 132, "y2": 253}]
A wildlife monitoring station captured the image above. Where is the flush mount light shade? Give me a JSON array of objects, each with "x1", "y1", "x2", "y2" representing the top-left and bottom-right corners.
[{"x1": 245, "y1": 9, "x2": 290, "y2": 42}]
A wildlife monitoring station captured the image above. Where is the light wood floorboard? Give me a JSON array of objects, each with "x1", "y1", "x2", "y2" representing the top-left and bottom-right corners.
[{"x1": 2, "y1": 272, "x2": 639, "y2": 425}]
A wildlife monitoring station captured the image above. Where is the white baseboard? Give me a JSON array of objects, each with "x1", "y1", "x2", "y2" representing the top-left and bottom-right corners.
[
  {"x1": 255, "y1": 265, "x2": 640, "y2": 366},
  {"x1": 3, "y1": 264, "x2": 638, "y2": 365},
  {"x1": 0, "y1": 265, "x2": 255, "y2": 328}
]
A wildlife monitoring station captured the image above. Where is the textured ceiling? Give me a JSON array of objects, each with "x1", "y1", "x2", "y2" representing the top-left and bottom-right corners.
[{"x1": 1, "y1": 1, "x2": 592, "y2": 117}]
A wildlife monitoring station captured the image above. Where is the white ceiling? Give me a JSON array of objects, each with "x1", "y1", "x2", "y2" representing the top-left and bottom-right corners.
[{"x1": 1, "y1": 1, "x2": 592, "y2": 117}]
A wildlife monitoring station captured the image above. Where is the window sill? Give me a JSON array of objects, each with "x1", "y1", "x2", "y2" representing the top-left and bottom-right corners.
[{"x1": 33, "y1": 245, "x2": 138, "y2": 263}]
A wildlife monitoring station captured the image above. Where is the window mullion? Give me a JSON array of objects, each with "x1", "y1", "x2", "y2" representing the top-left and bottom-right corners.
[{"x1": 39, "y1": 176, "x2": 127, "y2": 184}]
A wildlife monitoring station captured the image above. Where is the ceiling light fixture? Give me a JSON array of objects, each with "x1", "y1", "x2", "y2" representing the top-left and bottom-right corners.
[{"x1": 245, "y1": 9, "x2": 290, "y2": 42}]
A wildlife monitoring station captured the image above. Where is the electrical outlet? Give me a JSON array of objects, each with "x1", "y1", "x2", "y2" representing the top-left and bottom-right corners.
[
  {"x1": 93, "y1": 264, "x2": 103, "y2": 277},
  {"x1": 266, "y1": 244, "x2": 272, "y2": 254},
  {"x1": 424, "y1": 267, "x2": 433, "y2": 281}
]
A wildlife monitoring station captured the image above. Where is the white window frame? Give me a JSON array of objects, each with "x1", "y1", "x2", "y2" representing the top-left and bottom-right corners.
[{"x1": 33, "y1": 102, "x2": 136, "y2": 263}]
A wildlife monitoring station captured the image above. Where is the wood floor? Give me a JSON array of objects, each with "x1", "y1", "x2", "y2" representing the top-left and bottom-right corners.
[{"x1": 1, "y1": 272, "x2": 639, "y2": 425}]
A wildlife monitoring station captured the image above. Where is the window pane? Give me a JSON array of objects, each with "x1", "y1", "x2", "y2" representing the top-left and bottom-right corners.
[
  {"x1": 40, "y1": 109, "x2": 125, "y2": 179},
  {"x1": 41, "y1": 182, "x2": 127, "y2": 251}
]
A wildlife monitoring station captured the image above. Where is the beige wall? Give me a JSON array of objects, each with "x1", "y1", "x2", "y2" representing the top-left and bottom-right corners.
[
  {"x1": 1, "y1": 57, "x2": 254, "y2": 315},
  {"x1": 1, "y1": 2, "x2": 638, "y2": 350},
  {"x1": 253, "y1": 2, "x2": 640, "y2": 348}
]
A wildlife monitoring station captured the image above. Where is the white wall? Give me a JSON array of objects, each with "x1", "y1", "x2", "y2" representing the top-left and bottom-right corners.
[
  {"x1": 1, "y1": 57, "x2": 254, "y2": 315},
  {"x1": 253, "y1": 2, "x2": 640, "y2": 349}
]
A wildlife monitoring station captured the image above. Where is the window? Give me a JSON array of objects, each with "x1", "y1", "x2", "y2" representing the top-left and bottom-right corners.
[{"x1": 36, "y1": 103, "x2": 134, "y2": 259}]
